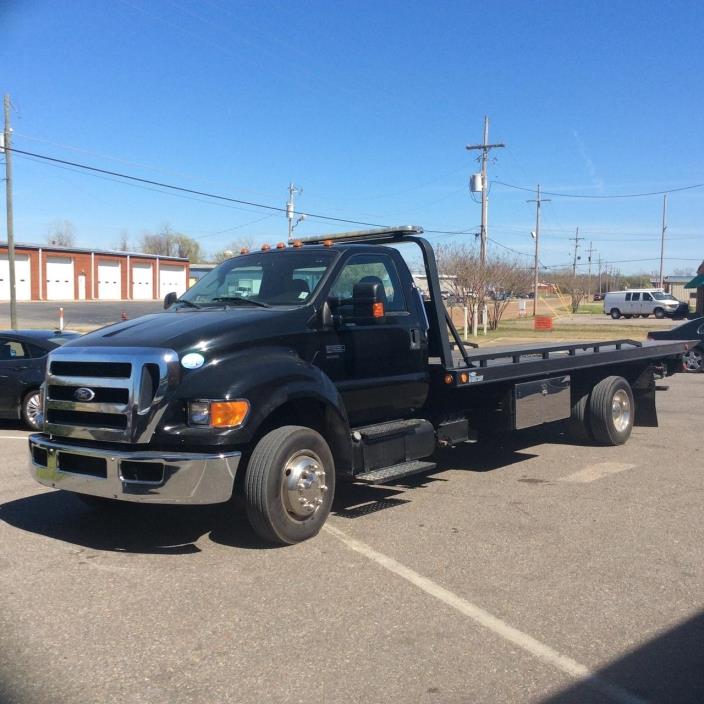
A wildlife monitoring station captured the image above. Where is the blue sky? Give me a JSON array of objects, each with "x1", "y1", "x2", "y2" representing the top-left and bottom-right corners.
[{"x1": 2, "y1": 0, "x2": 703, "y2": 273}]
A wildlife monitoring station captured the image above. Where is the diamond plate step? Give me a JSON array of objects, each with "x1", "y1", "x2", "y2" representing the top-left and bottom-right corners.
[{"x1": 354, "y1": 460, "x2": 437, "y2": 485}]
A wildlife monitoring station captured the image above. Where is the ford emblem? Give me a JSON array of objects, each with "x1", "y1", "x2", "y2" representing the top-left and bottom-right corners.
[{"x1": 74, "y1": 387, "x2": 96, "y2": 402}]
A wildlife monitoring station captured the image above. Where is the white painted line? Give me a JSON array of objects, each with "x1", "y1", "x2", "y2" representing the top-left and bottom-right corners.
[
  {"x1": 324, "y1": 524, "x2": 645, "y2": 704},
  {"x1": 561, "y1": 462, "x2": 636, "y2": 484},
  {"x1": 0, "y1": 436, "x2": 30, "y2": 440}
]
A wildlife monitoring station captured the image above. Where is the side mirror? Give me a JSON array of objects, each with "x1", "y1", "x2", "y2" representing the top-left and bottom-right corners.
[
  {"x1": 351, "y1": 281, "x2": 386, "y2": 321},
  {"x1": 164, "y1": 291, "x2": 178, "y2": 309}
]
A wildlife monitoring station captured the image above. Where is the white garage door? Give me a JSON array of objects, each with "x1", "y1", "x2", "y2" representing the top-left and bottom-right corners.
[
  {"x1": 0, "y1": 254, "x2": 32, "y2": 301},
  {"x1": 132, "y1": 263, "x2": 154, "y2": 300},
  {"x1": 98, "y1": 261, "x2": 122, "y2": 300},
  {"x1": 46, "y1": 256, "x2": 74, "y2": 300},
  {"x1": 159, "y1": 265, "x2": 187, "y2": 298}
]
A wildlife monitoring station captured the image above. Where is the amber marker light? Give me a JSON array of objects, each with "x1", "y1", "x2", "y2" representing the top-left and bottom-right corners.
[
  {"x1": 240, "y1": 247, "x2": 250, "y2": 254},
  {"x1": 459, "y1": 372, "x2": 469, "y2": 384},
  {"x1": 261, "y1": 243, "x2": 271, "y2": 251},
  {"x1": 292, "y1": 240, "x2": 303, "y2": 248},
  {"x1": 444, "y1": 374, "x2": 453, "y2": 385},
  {"x1": 323, "y1": 239, "x2": 333, "y2": 247},
  {"x1": 210, "y1": 400, "x2": 250, "y2": 428},
  {"x1": 276, "y1": 242, "x2": 286, "y2": 249},
  {"x1": 372, "y1": 302, "x2": 385, "y2": 318}
]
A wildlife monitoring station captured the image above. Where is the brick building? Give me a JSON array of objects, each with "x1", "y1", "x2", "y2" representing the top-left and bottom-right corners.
[{"x1": 0, "y1": 243, "x2": 189, "y2": 302}]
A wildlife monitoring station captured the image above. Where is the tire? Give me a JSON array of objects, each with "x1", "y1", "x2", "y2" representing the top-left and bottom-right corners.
[
  {"x1": 623, "y1": 314, "x2": 633, "y2": 319},
  {"x1": 654, "y1": 308, "x2": 665, "y2": 319},
  {"x1": 21, "y1": 389, "x2": 42, "y2": 430},
  {"x1": 589, "y1": 376, "x2": 634, "y2": 446},
  {"x1": 567, "y1": 389, "x2": 593, "y2": 443},
  {"x1": 610, "y1": 309, "x2": 621, "y2": 319},
  {"x1": 683, "y1": 348, "x2": 704, "y2": 372},
  {"x1": 244, "y1": 425, "x2": 335, "y2": 545},
  {"x1": 641, "y1": 314, "x2": 649, "y2": 318}
]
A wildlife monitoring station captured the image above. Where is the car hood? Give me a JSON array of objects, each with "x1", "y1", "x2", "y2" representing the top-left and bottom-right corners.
[{"x1": 63, "y1": 307, "x2": 309, "y2": 354}]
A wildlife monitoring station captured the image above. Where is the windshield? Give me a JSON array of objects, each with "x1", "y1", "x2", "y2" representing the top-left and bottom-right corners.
[
  {"x1": 180, "y1": 250, "x2": 337, "y2": 307},
  {"x1": 652, "y1": 291, "x2": 677, "y2": 301}
]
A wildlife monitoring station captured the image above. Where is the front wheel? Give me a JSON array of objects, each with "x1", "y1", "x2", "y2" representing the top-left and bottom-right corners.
[
  {"x1": 244, "y1": 426, "x2": 335, "y2": 545},
  {"x1": 21, "y1": 390, "x2": 42, "y2": 430},
  {"x1": 654, "y1": 308, "x2": 665, "y2": 319},
  {"x1": 683, "y1": 348, "x2": 704, "y2": 372},
  {"x1": 610, "y1": 309, "x2": 621, "y2": 319},
  {"x1": 590, "y1": 376, "x2": 634, "y2": 445}
]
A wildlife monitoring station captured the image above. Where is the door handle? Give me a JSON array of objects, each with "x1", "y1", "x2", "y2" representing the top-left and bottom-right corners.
[{"x1": 410, "y1": 328, "x2": 421, "y2": 350}]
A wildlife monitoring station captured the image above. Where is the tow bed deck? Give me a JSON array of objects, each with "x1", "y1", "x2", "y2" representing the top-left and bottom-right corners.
[{"x1": 439, "y1": 338, "x2": 693, "y2": 386}]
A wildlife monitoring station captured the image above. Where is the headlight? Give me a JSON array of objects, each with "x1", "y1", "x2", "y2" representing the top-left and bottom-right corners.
[{"x1": 188, "y1": 400, "x2": 250, "y2": 428}]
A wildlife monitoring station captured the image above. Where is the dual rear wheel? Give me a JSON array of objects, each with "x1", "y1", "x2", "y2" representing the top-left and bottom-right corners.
[{"x1": 569, "y1": 376, "x2": 634, "y2": 445}]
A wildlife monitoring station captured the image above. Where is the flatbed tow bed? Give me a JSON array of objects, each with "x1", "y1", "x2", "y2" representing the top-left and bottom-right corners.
[{"x1": 28, "y1": 225, "x2": 694, "y2": 544}]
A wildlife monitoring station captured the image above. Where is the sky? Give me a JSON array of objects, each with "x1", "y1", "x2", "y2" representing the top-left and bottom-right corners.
[{"x1": 2, "y1": 0, "x2": 703, "y2": 274}]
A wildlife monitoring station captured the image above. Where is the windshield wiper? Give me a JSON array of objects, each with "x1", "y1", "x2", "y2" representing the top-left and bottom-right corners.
[
  {"x1": 176, "y1": 298, "x2": 201, "y2": 309},
  {"x1": 211, "y1": 296, "x2": 272, "y2": 308}
]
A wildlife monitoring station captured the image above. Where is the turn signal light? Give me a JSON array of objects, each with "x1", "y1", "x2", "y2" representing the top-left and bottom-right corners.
[
  {"x1": 372, "y1": 302, "x2": 385, "y2": 318},
  {"x1": 211, "y1": 400, "x2": 250, "y2": 428}
]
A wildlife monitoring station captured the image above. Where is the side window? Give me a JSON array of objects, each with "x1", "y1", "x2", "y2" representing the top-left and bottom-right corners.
[
  {"x1": 329, "y1": 254, "x2": 406, "y2": 312},
  {"x1": 625, "y1": 293, "x2": 631, "y2": 301},
  {"x1": 0, "y1": 339, "x2": 27, "y2": 360},
  {"x1": 27, "y1": 343, "x2": 49, "y2": 358},
  {"x1": 643, "y1": 293, "x2": 653, "y2": 301},
  {"x1": 632, "y1": 293, "x2": 641, "y2": 301}
]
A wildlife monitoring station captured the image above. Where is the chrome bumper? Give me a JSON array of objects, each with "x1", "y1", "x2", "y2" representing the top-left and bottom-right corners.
[{"x1": 28, "y1": 434, "x2": 240, "y2": 505}]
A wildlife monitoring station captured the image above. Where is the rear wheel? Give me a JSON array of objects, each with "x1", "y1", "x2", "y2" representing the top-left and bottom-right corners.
[
  {"x1": 610, "y1": 309, "x2": 621, "y2": 319},
  {"x1": 567, "y1": 389, "x2": 593, "y2": 443},
  {"x1": 590, "y1": 376, "x2": 634, "y2": 445},
  {"x1": 683, "y1": 348, "x2": 704, "y2": 372},
  {"x1": 21, "y1": 389, "x2": 42, "y2": 430},
  {"x1": 244, "y1": 425, "x2": 335, "y2": 545},
  {"x1": 623, "y1": 314, "x2": 633, "y2": 319},
  {"x1": 654, "y1": 307, "x2": 665, "y2": 319}
]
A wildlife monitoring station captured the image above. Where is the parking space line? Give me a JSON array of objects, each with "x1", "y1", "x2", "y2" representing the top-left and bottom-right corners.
[
  {"x1": 560, "y1": 462, "x2": 636, "y2": 483},
  {"x1": 325, "y1": 524, "x2": 645, "y2": 704}
]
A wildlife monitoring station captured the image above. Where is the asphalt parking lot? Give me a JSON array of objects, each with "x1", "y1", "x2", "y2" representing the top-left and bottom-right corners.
[{"x1": 1, "y1": 374, "x2": 702, "y2": 704}]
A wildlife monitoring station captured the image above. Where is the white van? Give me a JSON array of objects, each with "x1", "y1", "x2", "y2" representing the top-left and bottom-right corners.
[{"x1": 603, "y1": 289, "x2": 682, "y2": 319}]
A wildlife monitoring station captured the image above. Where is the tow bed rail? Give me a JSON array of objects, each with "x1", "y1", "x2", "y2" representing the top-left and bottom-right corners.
[{"x1": 442, "y1": 339, "x2": 692, "y2": 387}]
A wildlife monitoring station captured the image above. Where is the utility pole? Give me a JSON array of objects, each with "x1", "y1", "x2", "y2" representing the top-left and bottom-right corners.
[
  {"x1": 658, "y1": 193, "x2": 668, "y2": 289},
  {"x1": 527, "y1": 184, "x2": 550, "y2": 316},
  {"x1": 597, "y1": 254, "x2": 602, "y2": 294},
  {"x1": 286, "y1": 183, "x2": 304, "y2": 241},
  {"x1": 571, "y1": 227, "x2": 582, "y2": 276},
  {"x1": 586, "y1": 241, "x2": 595, "y2": 299},
  {"x1": 3, "y1": 94, "x2": 17, "y2": 329},
  {"x1": 466, "y1": 116, "x2": 505, "y2": 266}
]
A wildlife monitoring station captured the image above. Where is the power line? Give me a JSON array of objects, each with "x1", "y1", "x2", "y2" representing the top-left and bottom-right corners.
[
  {"x1": 494, "y1": 180, "x2": 704, "y2": 199},
  {"x1": 6, "y1": 145, "x2": 475, "y2": 238}
]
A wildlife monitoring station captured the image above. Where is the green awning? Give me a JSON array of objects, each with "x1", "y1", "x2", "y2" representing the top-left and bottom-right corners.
[{"x1": 685, "y1": 274, "x2": 704, "y2": 289}]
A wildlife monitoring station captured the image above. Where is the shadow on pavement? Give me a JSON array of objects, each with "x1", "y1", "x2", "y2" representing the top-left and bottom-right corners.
[{"x1": 542, "y1": 610, "x2": 704, "y2": 704}]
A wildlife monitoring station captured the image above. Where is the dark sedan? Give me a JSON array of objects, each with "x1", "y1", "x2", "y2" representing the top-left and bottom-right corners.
[
  {"x1": 0, "y1": 330, "x2": 81, "y2": 429},
  {"x1": 648, "y1": 317, "x2": 704, "y2": 372}
]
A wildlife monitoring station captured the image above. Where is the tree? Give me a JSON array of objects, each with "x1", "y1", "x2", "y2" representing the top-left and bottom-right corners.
[
  {"x1": 47, "y1": 220, "x2": 75, "y2": 247},
  {"x1": 485, "y1": 257, "x2": 533, "y2": 329},
  {"x1": 212, "y1": 236, "x2": 255, "y2": 263},
  {"x1": 139, "y1": 224, "x2": 201, "y2": 262},
  {"x1": 552, "y1": 270, "x2": 589, "y2": 313},
  {"x1": 114, "y1": 229, "x2": 130, "y2": 252}
]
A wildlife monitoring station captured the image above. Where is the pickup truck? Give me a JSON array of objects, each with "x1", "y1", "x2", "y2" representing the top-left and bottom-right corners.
[{"x1": 29, "y1": 226, "x2": 692, "y2": 544}]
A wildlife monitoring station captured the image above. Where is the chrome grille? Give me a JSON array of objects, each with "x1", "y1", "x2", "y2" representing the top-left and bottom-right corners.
[{"x1": 44, "y1": 346, "x2": 180, "y2": 443}]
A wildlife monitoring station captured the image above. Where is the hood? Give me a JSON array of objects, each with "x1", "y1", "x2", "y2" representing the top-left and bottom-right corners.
[{"x1": 67, "y1": 307, "x2": 309, "y2": 354}]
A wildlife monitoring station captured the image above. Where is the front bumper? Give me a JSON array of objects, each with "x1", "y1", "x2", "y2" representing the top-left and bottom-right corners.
[{"x1": 28, "y1": 434, "x2": 240, "y2": 504}]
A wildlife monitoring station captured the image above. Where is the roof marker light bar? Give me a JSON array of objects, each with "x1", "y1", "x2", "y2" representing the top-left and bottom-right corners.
[{"x1": 293, "y1": 225, "x2": 424, "y2": 246}]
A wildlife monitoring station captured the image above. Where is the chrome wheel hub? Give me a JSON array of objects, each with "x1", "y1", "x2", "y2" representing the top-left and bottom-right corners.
[
  {"x1": 611, "y1": 389, "x2": 631, "y2": 432},
  {"x1": 26, "y1": 392, "x2": 42, "y2": 428},
  {"x1": 282, "y1": 451, "x2": 327, "y2": 520},
  {"x1": 683, "y1": 350, "x2": 703, "y2": 371}
]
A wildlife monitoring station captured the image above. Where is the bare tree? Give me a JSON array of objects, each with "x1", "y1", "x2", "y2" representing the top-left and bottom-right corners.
[
  {"x1": 47, "y1": 220, "x2": 75, "y2": 247},
  {"x1": 140, "y1": 223, "x2": 201, "y2": 262},
  {"x1": 435, "y1": 243, "x2": 488, "y2": 329},
  {"x1": 552, "y1": 270, "x2": 589, "y2": 313},
  {"x1": 212, "y1": 236, "x2": 255, "y2": 263},
  {"x1": 485, "y1": 257, "x2": 533, "y2": 329},
  {"x1": 114, "y1": 229, "x2": 130, "y2": 252}
]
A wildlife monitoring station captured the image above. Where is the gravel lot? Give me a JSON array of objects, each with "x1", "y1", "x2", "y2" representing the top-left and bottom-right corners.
[{"x1": 1, "y1": 374, "x2": 702, "y2": 704}]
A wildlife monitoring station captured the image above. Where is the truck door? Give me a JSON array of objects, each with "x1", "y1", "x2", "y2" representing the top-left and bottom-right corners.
[
  {"x1": 641, "y1": 291, "x2": 653, "y2": 315},
  {"x1": 319, "y1": 252, "x2": 428, "y2": 425},
  {"x1": 629, "y1": 292, "x2": 640, "y2": 315}
]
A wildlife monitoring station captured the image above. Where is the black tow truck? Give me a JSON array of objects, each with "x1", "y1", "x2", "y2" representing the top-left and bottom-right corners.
[{"x1": 29, "y1": 226, "x2": 692, "y2": 544}]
